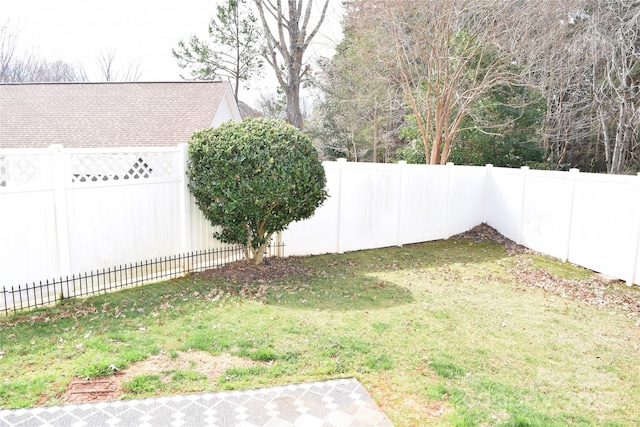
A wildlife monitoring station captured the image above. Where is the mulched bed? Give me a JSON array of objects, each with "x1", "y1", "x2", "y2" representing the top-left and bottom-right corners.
[{"x1": 195, "y1": 256, "x2": 311, "y2": 284}]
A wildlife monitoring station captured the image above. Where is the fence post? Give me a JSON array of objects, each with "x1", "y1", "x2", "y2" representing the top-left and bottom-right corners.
[
  {"x1": 516, "y1": 166, "x2": 529, "y2": 245},
  {"x1": 274, "y1": 231, "x2": 284, "y2": 258},
  {"x1": 563, "y1": 168, "x2": 580, "y2": 262},
  {"x1": 178, "y1": 144, "x2": 193, "y2": 271},
  {"x1": 396, "y1": 161, "x2": 407, "y2": 246},
  {"x1": 336, "y1": 158, "x2": 347, "y2": 254},
  {"x1": 483, "y1": 164, "x2": 493, "y2": 224},
  {"x1": 51, "y1": 144, "x2": 71, "y2": 278},
  {"x1": 517, "y1": 166, "x2": 529, "y2": 245},
  {"x1": 445, "y1": 162, "x2": 454, "y2": 237},
  {"x1": 628, "y1": 172, "x2": 640, "y2": 286}
]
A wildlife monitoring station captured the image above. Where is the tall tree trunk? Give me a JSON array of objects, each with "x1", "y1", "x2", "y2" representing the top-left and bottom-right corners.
[
  {"x1": 286, "y1": 83, "x2": 303, "y2": 129},
  {"x1": 598, "y1": 104, "x2": 612, "y2": 173},
  {"x1": 611, "y1": 100, "x2": 634, "y2": 174},
  {"x1": 254, "y1": 0, "x2": 329, "y2": 129}
]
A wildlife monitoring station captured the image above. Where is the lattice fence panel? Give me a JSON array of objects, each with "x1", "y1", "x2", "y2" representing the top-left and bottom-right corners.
[
  {"x1": 0, "y1": 153, "x2": 53, "y2": 188},
  {"x1": 0, "y1": 156, "x2": 6, "y2": 188},
  {"x1": 69, "y1": 151, "x2": 177, "y2": 184}
]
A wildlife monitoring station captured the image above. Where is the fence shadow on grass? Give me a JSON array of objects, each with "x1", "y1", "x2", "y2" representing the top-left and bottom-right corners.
[
  {"x1": 264, "y1": 239, "x2": 509, "y2": 312},
  {"x1": 1, "y1": 239, "x2": 511, "y2": 316},
  {"x1": 264, "y1": 275, "x2": 416, "y2": 312}
]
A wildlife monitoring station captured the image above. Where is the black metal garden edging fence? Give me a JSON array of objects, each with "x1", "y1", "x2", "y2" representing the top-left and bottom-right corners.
[{"x1": 1, "y1": 243, "x2": 284, "y2": 315}]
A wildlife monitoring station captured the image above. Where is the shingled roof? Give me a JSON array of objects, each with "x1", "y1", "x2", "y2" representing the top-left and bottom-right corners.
[{"x1": 0, "y1": 81, "x2": 242, "y2": 148}]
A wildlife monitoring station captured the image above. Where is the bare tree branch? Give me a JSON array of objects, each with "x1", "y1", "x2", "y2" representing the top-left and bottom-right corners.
[{"x1": 254, "y1": 0, "x2": 330, "y2": 128}]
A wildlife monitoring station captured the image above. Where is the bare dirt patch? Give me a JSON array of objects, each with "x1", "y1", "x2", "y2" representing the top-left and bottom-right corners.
[
  {"x1": 63, "y1": 350, "x2": 263, "y2": 404},
  {"x1": 117, "y1": 350, "x2": 262, "y2": 384},
  {"x1": 370, "y1": 374, "x2": 451, "y2": 423}
]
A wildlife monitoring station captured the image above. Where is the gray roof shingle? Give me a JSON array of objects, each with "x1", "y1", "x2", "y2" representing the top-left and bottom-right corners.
[{"x1": 0, "y1": 81, "x2": 234, "y2": 148}]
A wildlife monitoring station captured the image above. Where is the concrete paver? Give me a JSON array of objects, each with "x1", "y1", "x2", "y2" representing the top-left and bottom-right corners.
[{"x1": 0, "y1": 378, "x2": 393, "y2": 427}]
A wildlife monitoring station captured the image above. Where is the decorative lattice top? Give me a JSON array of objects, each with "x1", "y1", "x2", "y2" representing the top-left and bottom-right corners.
[
  {"x1": 69, "y1": 152, "x2": 176, "y2": 184},
  {"x1": 0, "y1": 156, "x2": 6, "y2": 187},
  {"x1": 0, "y1": 154, "x2": 53, "y2": 188},
  {"x1": 0, "y1": 149, "x2": 179, "y2": 188}
]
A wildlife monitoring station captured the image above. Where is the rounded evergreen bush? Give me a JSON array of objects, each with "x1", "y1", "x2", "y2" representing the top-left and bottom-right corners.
[{"x1": 187, "y1": 118, "x2": 327, "y2": 264}]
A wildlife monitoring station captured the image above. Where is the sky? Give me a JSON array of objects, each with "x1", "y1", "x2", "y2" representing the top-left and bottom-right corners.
[{"x1": 0, "y1": 0, "x2": 344, "y2": 106}]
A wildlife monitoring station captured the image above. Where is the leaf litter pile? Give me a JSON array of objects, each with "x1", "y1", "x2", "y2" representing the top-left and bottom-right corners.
[{"x1": 452, "y1": 223, "x2": 640, "y2": 315}]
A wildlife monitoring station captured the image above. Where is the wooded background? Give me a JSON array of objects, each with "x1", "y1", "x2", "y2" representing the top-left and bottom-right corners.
[{"x1": 310, "y1": 0, "x2": 640, "y2": 174}]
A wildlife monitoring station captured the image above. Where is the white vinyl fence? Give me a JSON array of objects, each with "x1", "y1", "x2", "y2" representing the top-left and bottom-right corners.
[
  {"x1": 0, "y1": 144, "x2": 223, "y2": 289},
  {"x1": 485, "y1": 166, "x2": 640, "y2": 286},
  {"x1": 1, "y1": 146, "x2": 639, "y2": 295},
  {"x1": 283, "y1": 162, "x2": 640, "y2": 286},
  {"x1": 282, "y1": 160, "x2": 486, "y2": 254}
]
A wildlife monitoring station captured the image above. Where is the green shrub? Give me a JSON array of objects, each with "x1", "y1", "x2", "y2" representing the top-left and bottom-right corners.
[{"x1": 188, "y1": 118, "x2": 327, "y2": 264}]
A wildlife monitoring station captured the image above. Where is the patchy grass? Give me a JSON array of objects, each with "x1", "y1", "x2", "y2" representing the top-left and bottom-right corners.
[
  {"x1": 122, "y1": 374, "x2": 163, "y2": 395},
  {"x1": 528, "y1": 254, "x2": 593, "y2": 280},
  {"x1": 1, "y1": 239, "x2": 639, "y2": 427}
]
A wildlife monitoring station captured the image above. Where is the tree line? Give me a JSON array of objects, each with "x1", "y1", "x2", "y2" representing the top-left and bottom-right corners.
[
  {"x1": 175, "y1": 0, "x2": 639, "y2": 174},
  {"x1": 4, "y1": 0, "x2": 638, "y2": 174},
  {"x1": 309, "y1": 0, "x2": 640, "y2": 174},
  {"x1": 1, "y1": 21, "x2": 142, "y2": 83}
]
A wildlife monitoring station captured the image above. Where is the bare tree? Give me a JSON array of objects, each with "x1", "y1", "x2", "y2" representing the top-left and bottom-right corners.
[
  {"x1": 0, "y1": 20, "x2": 86, "y2": 83},
  {"x1": 478, "y1": 0, "x2": 640, "y2": 173},
  {"x1": 352, "y1": 0, "x2": 527, "y2": 165},
  {"x1": 173, "y1": 0, "x2": 263, "y2": 99},
  {"x1": 0, "y1": 20, "x2": 19, "y2": 82},
  {"x1": 589, "y1": 0, "x2": 640, "y2": 174},
  {"x1": 313, "y1": 19, "x2": 405, "y2": 163},
  {"x1": 316, "y1": 0, "x2": 638, "y2": 172},
  {"x1": 97, "y1": 50, "x2": 142, "y2": 82},
  {"x1": 254, "y1": 0, "x2": 330, "y2": 128},
  {"x1": 2, "y1": 56, "x2": 85, "y2": 82},
  {"x1": 491, "y1": 0, "x2": 597, "y2": 169}
]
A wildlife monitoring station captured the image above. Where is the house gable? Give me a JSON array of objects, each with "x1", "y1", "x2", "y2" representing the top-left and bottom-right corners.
[{"x1": 210, "y1": 84, "x2": 242, "y2": 127}]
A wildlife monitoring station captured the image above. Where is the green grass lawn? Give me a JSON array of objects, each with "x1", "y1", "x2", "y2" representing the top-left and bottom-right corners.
[{"x1": 1, "y1": 239, "x2": 639, "y2": 426}]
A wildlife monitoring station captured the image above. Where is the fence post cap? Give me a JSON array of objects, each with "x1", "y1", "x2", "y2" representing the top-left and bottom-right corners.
[
  {"x1": 337, "y1": 158, "x2": 348, "y2": 163},
  {"x1": 569, "y1": 168, "x2": 580, "y2": 173},
  {"x1": 398, "y1": 160, "x2": 407, "y2": 166}
]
